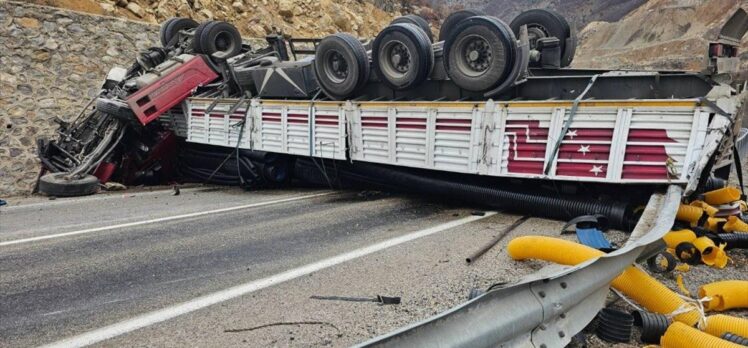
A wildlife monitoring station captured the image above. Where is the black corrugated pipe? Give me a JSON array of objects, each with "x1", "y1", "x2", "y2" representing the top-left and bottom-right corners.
[
  {"x1": 293, "y1": 158, "x2": 630, "y2": 229},
  {"x1": 717, "y1": 233, "x2": 748, "y2": 249}
]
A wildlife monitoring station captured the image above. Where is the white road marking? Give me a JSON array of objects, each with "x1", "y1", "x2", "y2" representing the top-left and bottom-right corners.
[
  {"x1": 2, "y1": 186, "x2": 219, "y2": 212},
  {"x1": 0, "y1": 192, "x2": 334, "y2": 247},
  {"x1": 40, "y1": 212, "x2": 497, "y2": 348}
]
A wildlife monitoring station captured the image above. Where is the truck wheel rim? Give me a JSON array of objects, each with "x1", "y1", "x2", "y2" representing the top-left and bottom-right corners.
[
  {"x1": 456, "y1": 34, "x2": 492, "y2": 77},
  {"x1": 380, "y1": 40, "x2": 411, "y2": 78},
  {"x1": 324, "y1": 50, "x2": 348, "y2": 84}
]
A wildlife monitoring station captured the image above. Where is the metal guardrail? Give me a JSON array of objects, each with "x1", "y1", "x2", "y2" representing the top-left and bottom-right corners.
[{"x1": 357, "y1": 185, "x2": 682, "y2": 348}]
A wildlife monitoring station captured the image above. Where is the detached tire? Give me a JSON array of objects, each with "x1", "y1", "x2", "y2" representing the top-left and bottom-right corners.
[
  {"x1": 39, "y1": 173, "x2": 99, "y2": 197},
  {"x1": 195, "y1": 21, "x2": 242, "y2": 60},
  {"x1": 510, "y1": 9, "x2": 575, "y2": 66},
  {"x1": 314, "y1": 33, "x2": 370, "y2": 100},
  {"x1": 438, "y1": 9, "x2": 482, "y2": 42},
  {"x1": 391, "y1": 14, "x2": 433, "y2": 42},
  {"x1": 160, "y1": 17, "x2": 198, "y2": 47},
  {"x1": 444, "y1": 16, "x2": 517, "y2": 92},
  {"x1": 96, "y1": 97, "x2": 135, "y2": 122},
  {"x1": 373, "y1": 23, "x2": 434, "y2": 91}
]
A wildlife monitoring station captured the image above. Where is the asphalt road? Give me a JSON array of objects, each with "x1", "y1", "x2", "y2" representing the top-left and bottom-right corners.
[{"x1": 0, "y1": 186, "x2": 565, "y2": 347}]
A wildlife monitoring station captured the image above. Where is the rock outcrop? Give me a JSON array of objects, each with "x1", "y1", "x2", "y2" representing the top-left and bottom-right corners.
[
  {"x1": 571, "y1": 0, "x2": 748, "y2": 75},
  {"x1": 27, "y1": 0, "x2": 404, "y2": 38}
]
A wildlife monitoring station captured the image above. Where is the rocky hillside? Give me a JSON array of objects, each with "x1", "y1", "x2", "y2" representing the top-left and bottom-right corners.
[
  {"x1": 572, "y1": 0, "x2": 748, "y2": 73},
  {"x1": 436, "y1": 0, "x2": 747, "y2": 73},
  {"x1": 27, "y1": 0, "x2": 406, "y2": 38}
]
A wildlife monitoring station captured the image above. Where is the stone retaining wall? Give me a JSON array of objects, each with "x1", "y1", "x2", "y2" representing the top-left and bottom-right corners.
[{"x1": 0, "y1": 0, "x2": 158, "y2": 196}]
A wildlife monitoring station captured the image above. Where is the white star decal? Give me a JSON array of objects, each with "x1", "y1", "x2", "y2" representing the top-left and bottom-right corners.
[
  {"x1": 590, "y1": 165, "x2": 604, "y2": 176},
  {"x1": 578, "y1": 145, "x2": 590, "y2": 156},
  {"x1": 567, "y1": 130, "x2": 578, "y2": 139}
]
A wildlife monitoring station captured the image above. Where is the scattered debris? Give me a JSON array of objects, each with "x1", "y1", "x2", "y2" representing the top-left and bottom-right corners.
[
  {"x1": 310, "y1": 295, "x2": 401, "y2": 305},
  {"x1": 561, "y1": 215, "x2": 614, "y2": 251},
  {"x1": 103, "y1": 182, "x2": 127, "y2": 191},
  {"x1": 224, "y1": 321, "x2": 340, "y2": 333},
  {"x1": 465, "y1": 215, "x2": 529, "y2": 264}
]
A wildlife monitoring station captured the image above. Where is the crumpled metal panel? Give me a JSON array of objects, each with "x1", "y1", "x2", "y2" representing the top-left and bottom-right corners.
[{"x1": 356, "y1": 185, "x2": 682, "y2": 348}]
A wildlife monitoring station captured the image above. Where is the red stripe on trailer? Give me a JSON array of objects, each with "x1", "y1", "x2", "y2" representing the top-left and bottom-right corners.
[
  {"x1": 622, "y1": 165, "x2": 670, "y2": 179},
  {"x1": 435, "y1": 125, "x2": 470, "y2": 132},
  {"x1": 315, "y1": 115, "x2": 338, "y2": 120},
  {"x1": 362, "y1": 122, "x2": 387, "y2": 128},
  {"x1": 362, "y1": 116, "x2": 387, "y2": 121},
  {"x1": 627, "y1": 129, "x2": 677, "y2": 143},
  {"x1": 556, "y1": 163, "x2": 607, "y2": 177},
  {"x1": 396, "y1": 117, "x2": 426, "y2": 130},
  {"x1": 315, "y1": 120, "x2": 339, "y2": 126},
  {"x1": 507, "y1": 161, "x2": 544, "y2": 174},
  {"x1": 558, "y1": 144, "x2": 611, "y2": 160},
  {"x1": 563, "y1": 128, "x2": 614, "y2": 141},
  {"x1": 396, "y1": 123, "x2": 427, "y2": 130},
  {"x1": 624, "y1": 145, "x2": 670, "y2": 162},
  {"x1": 287, "y1": 119, "x2": 308, "y2": 124},
  {"x1": 208, "y1": 114, "x2": 243, "y2": 120},
  {"x1": 287, "y1": 113, "x2": 309, "y2": 118},
  {"x1": 437, "y1": 118, "x2": 472, "y2": 124},
  {"x1": 397, "y1": 117, "x2": 427, "y2": 123},
  {"x1": 509, "y1": 143, "x2": 546, "y2": 158}
]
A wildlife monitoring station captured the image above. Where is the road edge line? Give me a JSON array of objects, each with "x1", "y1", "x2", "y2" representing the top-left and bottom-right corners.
[{"x1": 0, "y1": 192, "x2": 335, "y2": 247}]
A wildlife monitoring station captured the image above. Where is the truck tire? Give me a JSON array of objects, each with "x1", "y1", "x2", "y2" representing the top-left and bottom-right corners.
[
  {"x1": 197, "y1": 21, "x2": 242, "y2": 60},
  {"x1": 314, "y1": 33, "x2": 370, "y2": 100},
  {"x1": 96, "y1": 97, "x2": 135, "y2": 122},
  {"x1": 160, "y1": 17, "x2": 198, "y2": 47},
  {"x1": 438, "y1": 9, "x2": 482, "y2": 42},
  {"x1": 444, "y1": 16, "x2": 517, "y2": 92},
  {"x1": 39, "y1": 173, "x2": 99, "y2": 197},
  {"x1": 373, "y1": 23, "x2": 433, "y2": 91},
  {"x1": 192, "y1": 20, "x2": 215, "y2": 53},
  {"x1": 510, "y1": 9, "x2": 574, "y2": 66},
  {"x1": 391, "y1": 14, "x2": 433, "y2": 42}
]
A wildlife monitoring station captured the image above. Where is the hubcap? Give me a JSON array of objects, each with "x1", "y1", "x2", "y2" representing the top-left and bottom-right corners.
[
  {"x1": 378, "y1": 39, "x2": 412, "y2": 80},
  {"x1": 325, "y1": 50, "x2": 348, "y2": 83},
  {"x1": 462, "y1": 36, "x2": 491, "y2": 73}
]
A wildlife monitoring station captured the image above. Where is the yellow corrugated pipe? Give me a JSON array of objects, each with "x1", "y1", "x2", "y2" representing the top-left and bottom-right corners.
[
  {"x1": 698, "y1": 281, "x2": 748, "y2": 312},
  {"x1": 663, "y1": 229, "x2": 697, "y2": 249},
  {"x1": 677, "y1": 204, "x2": 704, "y2": 224},
  {"x1": 690, "y1": 200, "x2": 719, "y2": 217},
  {"x1": 706, "y1": 217, "x2": 727, "y2": 232},
  {"x1": 661, "y1": 322, "x2": 743, "y2": 348},
  {"x1": 692, "y1": 236, "x2": 729, "y2": 268},
  {"x1": 705, "y1": 315, "x2": 748, "y2": 337},
  {"x1": 507, "y1": 236, "x2": 700, "y2": 325},
  {"x1": 704, "y1": 187, "x2": 741, "y2": 205},
  {"x1": 723, "y1": 216, "x2": 748, "y2": 233}
]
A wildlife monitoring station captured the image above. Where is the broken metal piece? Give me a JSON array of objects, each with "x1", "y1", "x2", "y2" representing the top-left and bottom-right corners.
[
  {"x1": 310, "y1": 295, "x2": 401, "y2": 305},
  {"x1": 466, "y1": 216, "x2": 530, "y2": 264}
]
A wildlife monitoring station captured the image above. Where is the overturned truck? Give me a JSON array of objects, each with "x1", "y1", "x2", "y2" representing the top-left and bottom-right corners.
[{"x1": 38, "y1": 9, "x2": 748, "y2": 229}]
